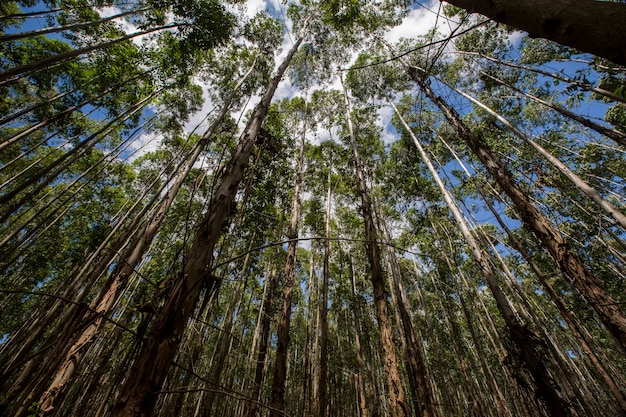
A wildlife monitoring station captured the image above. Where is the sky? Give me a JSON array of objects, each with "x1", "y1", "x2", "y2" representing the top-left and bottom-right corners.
[{"x1": 178, "y1": 0, "x2": 448, "y2": 145}]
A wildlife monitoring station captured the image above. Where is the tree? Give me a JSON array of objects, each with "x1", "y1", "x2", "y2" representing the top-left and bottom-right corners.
[{"x1": 443, "y1": 0, "x2": 626, "y2": 65}]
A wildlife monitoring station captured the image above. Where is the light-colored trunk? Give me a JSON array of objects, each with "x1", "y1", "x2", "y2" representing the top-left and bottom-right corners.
[
  {"x1": 269, "y1": 111, "x2": 307, "y2": 417},
  {"x1": 316, "y1": 164, "x2": 332, "y2": 417},
  {"x1": 391, "y1": 97, "x2": 576, "y2": 417},
  {"x1": 110, "y1": 38, "x2": 302, "y2": 417},
  {"x1": 409, "y1": 68, "x2": 626, "y2": 355},
  {"x1": 341, "y1": 77, "x2": 409, "y2": 417},
  {"x1": 430, "y1": 71, "x2": 626, "y2": 229}
]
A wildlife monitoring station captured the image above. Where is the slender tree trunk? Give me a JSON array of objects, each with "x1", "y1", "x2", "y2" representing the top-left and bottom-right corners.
[
  {"x1": 341, "y1": 77, "x2": 409, "y2": 417},
  {"x1": 301, "y1": 251, "x2": 316, "y2": 417},
  {"x1": 445, "y1": 0, "x2": 626, "y2": 65},
  {"x1": 248, "y1": 264, "x2": 279, "y2": 417},
  {"x1": 35, "y1": 65, "x2": 254, "y2": 414},
  {"x1": 269, "y1": 109, "x2": 306, "y2": 417},
  {"x1": 0, "y1": 6, "x2": 151, "y2": 43},
  {"x1": 201, "y1": 233, "x2": 256, "y2": 416},
  {"x1": 456, "y1": 51, "x2": 626, "y2": 105},
  {"x1": 480, "y1": 70, "x2": 626, "y2": 147},
  {"x1": 0, "y1": 91, "x2": 158, "y2": 224},
  {"x1": 391, "y1": 98, "x2": 576, "y2": 417},
  {"x1": 409, "y1": 68, "x2": 626, "y2": 354},
  {"x1": 0, "y1": 70, "x2": 149, "y2": 154},
  {"x1": 378, "y1": 214, "x2": 436, "y2": 417},
  {"x1": 0, "y1": 24, "x2": 178, "y2": 84},
  {"x1": 110, "y1": 38, "x2": 302, "y2": 417},
  {"x1": 316, "y1": 163, "x2": 332, "y2": 417},
  {"x1": 430, "y1": 71, "x2": 626, "y2": 229},
  {"x1": 349, "y1": 257, "x2": 368, "y2": 417},
  {"x1": 478, "y1": 180, "x2": 626, "y2": 415}
]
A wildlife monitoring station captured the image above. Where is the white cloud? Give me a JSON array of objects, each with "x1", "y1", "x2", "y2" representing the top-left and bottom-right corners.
[
  {"x1": 246, "y1": 0, "x2": 269, "y2": 19},
  {"x1": 122, "y1": 131, "x2": 161, "y2": 163},
  {"x1": 384, "y1": 7, "x2": 440, "y2": 44},
  {"x1": 97, "y1": 6, "x2": 144, "y2": 44},
  {"x1": 378, "y1": 105, "x2": 399, "y2": 145}
]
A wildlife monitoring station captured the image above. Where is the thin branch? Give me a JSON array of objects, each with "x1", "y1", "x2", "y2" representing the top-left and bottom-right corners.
[
  {"x1": 156, "y1": 387, "x2": 292, "y2": 416},
  {"x1": 339, "y1": 19, "x2": 490, "y2": 72},
  {"x1": 211, "y1": 236, "x2": 422, "y2": 271}
]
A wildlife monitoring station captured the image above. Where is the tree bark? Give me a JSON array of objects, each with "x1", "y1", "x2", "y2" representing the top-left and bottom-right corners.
[
  {"x1": 269, "y1": 109, "x2": 306, "y2": 417},
  {"x1": 110, "y1": 38, "x2": 302, "y2": 417},
  {"x1": 349, "y1": 256, "x2": 368, "y2": 417},
  {"x1": 410, "y1": 68, "x2": 626, "y2": 354},
  {"x1": 444, "y1": 0, "x2": 626, "y2": 65},
  {"x1": 480, "y1": 70, "x2": 626, "y2": 148},
  {"x1": 341, "y1": 77, "x2": 409, "y2": 417},
  {"x1": 431, "y1": 71, "x2": 626, "y2": 229},
  {"x1": 379, "y1": 215, "x2": 436, "y2": 417},
  {"x1": 0, "y1": 6, "x2": 151, "y2": 43},
  {"x1": 0, "y1": 24, "x2": 178, "y2": 84},
  {"x1": 317, "y1": 164, "x2": 331, "y2": 417},
  {"x1": 248, "y1": 264, "x2": 279, "y2": 417},
  {"x1": 391, "y1": 97, "x2": 576, "y2": 417}
]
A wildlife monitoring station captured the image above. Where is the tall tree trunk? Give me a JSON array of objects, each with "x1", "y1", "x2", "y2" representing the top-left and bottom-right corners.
[
  {"x1": 430, "y1": 71, "x2": 626, "y2": 229},
  {"x1": 391, "y1": 98, "x2": 577, "y2": 417},
  {"x1": 341, "y1": 77, "x2": 409, "y2": 417},
  {"x1": 0, "y1": 24, "x2": 178, "y2": 84},
  {"x1": 479, "y1": 70, "x2": 626, "y2": 147},
  {"x1": 316, "y1": 163, "x2": 331, "y2": 417},
  {"x1": 444, "y1": 0, "x2": 626, "y2": 65},
  {"x1": 301, "y1": 251, "x2": 316, "y2": 417},
  {"x1": 455, "y1": 51, "x2": 626, "y2": 105},
  {"x1": 269, "y1": 109, "x2": 306, "y2": 417},
  {"x1": 409, "y1": 68, "x2": 626, "y2": 354},
  {"x1": 378, "y1": 214, "x2": 436, "y2": 417},
  {"x1": 0, "y1": 91, "x2": 158, "y2": 224},
  {"x1": 0, "y1": 6, "x2": 151, "y2": 43},
  {"x1": 349, "y1": 255, "x2": 368, "y2": 417},
  {"x1": 110, "y1": 38, "x2": 302, "y2": 417},
  {"x1": 200, "y1": 234, "x2": 256, "y2": 416},
  {"x1": 248, "y1": 264, "x2": 279, "y2": 417}
]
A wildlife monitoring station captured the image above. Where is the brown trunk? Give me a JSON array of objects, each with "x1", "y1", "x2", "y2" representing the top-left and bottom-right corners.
[
  {"x1": 445, "y1": 0, "x2": 626, "y2": 65},
  {"x1": 349, "y1": 257, "x2": 368, "y2": 417},
  {"x1": 316, "y1": 164, "x2": 331, "y2": 417},
  {"x1": 33, "y1": 77, "x2": 252, "y2": 414},
  {"x1": 200, "y1": 233, "x2": 257, "y2": 415},
  {"x1": 410, "y1": 68, "x2": 626, "y2": 354},
  {"x1": 110, "y1": 38, "x2": 302, "y2": 417},
  {"x1": 341, "y1": 77, "x2": 409, "y2": 417},
  {"x1": 431, "y1": 72, "x2": 626, "y2": 229},
  {"x1": 481, "y1": 182, "x2": 626, "y2": 415},
  {"x1": 391, "y1": 96, "x2": 576, "y2": 417},
  {"x1": 248, "y1": 264, "x2": 279, "y2": 417},
  {"x1": 0, "y1": 91, "x2": 157, "y2": 225},
  {"x1": 300, "y1": 251, "x2": 316, "y2": 417},
  {"x1": 379, "y1": 215, "x2": 436, "y2": 417},
  {"x1": 269, "y1": 112, "x2": 306, "y2": 417}
]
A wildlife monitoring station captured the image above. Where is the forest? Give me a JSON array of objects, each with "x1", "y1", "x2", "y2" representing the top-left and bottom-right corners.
[{"x1": 0, "y1": 0, "x2": 625, "y2": 416}]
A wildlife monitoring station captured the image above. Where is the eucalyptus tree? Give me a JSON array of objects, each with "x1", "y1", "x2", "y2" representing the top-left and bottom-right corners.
[
  {"x1": 443, "y1": 0, "x2": 626, "y2": 65},
  {"x1": 390, "y1": 94, "x2": 578, "y2": 417},
  {"x1": 30, "y1": 15, "x2": 284, "y2": 415},
  {"x1": 384, "y1": 25, "x2": 626, "y2": 354},
  {"x1": 110, "y1": 28, "x2": 304, "y2": 417},
  {"x1": 338, "y1": 79, "x2": 410, "y2": 417},
  {"x1": 268, "y1": 96, "x2": 308, "y2": 417}
]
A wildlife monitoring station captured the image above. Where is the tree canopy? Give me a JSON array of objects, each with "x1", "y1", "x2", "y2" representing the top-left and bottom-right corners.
[{"x1": 0, "y1": 1, "x2": 625, "y2": 417}]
